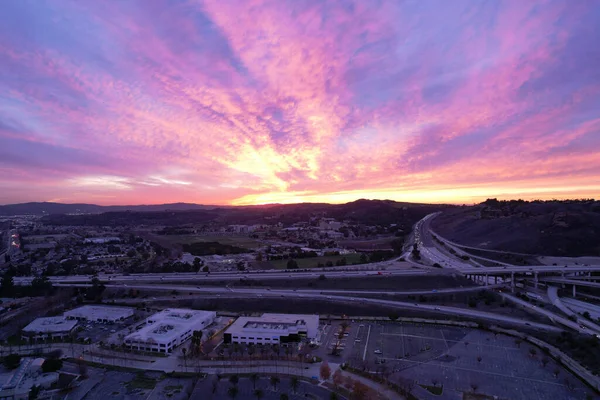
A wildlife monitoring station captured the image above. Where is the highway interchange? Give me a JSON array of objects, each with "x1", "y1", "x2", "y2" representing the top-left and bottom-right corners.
[{"x1": 13, "y1": 213, "x2": 600, "y2": 338}]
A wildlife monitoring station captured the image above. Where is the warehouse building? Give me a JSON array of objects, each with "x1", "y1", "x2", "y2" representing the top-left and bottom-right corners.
[
  {"x1": 64, "y1": 305, "x2": 134, "y2": 323},
  {"x1": 124, "y1": 308, "x2": 215, "y2": 353},
  {"x1": 21, "y1": 316, "x2": 78, "y2": 342},
  {"x1": 223, "y1": 313, "x2": 319, "y2": 345}
]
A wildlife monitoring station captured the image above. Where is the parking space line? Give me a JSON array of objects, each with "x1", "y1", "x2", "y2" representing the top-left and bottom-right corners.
[
  {"x1": 385, "y1": 358, "x2": 570, "y2": 387},
  {"x1": 362, "y1": 324, "x2": 371, "y2": 361},
  {"x1": 439, "y1": 328, "x2": 449, "y2": 352}
]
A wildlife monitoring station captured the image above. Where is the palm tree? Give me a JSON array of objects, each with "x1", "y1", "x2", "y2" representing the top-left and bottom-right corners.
[
  {"x1": 270, "y1": 375, "x2": 280, "y2": 391},
  {"x1": 250, "y1": 373, "x2": 259, "y2": 390},
  {"x1": 290, "y1": 376, "x2": 299, "y2": 394},
  {"x1": 227, "y1": 386, "x2": 238, "y2": 399},
  {"x1": 253, "y1": 389, "x2": 264, "y2": 399}
]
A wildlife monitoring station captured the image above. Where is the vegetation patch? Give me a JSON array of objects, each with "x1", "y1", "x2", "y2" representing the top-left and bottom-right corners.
[
  {"x1": 420, "y1": 383, "x2": 443, "y2": 395},
  {"x1": 270, "y1": 253, "x2": 362, "y2": 269},
  {"x1": 182, "y1": 241, "x2": 252, "y2": 256},
  {"x1": 127, "y1": 373, "x2": 158, "y2": 390}
]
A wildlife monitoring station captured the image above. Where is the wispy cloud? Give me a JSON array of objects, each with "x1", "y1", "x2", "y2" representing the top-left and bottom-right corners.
[{"x1": 1, "y1": 0, "x2": 599, "y2": 205}]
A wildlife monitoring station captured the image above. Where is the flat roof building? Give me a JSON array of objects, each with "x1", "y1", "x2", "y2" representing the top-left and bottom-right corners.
[
  {"x1": 21, "y1": 317, "x2": 77, "y2": 342},
  {"x1": 224, "y1": 313, "x2": 319, "y2": 345},
  {"x1": 124, "y1": 309, "x2": 215, "y2": 353},
  {"x1": 64, "y1": 305, "x2": 134, "y2": 323}
]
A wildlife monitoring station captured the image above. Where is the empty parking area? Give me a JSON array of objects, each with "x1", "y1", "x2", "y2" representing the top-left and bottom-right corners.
[{"x1": 347, "y1": 321, "x2": 593, "y2": 399}]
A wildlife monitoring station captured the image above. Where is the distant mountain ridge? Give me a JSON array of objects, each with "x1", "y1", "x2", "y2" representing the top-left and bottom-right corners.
[{"x1": 0, "y1": 202, "x2": 220, "y2": 216}]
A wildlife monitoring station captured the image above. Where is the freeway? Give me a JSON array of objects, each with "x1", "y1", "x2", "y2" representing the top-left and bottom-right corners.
[
  {"x1": 546, "y1": 286, "x2": 600, "y2": 334},
  {"x1": 54, "y1": 282, "x2": 562, "y2": 333},
  {"x1": 562, "y1": 297, "x2": 600, "y2": 320},
  {"x1": 500, "y1": 291, "x2": 599, "y2": 336},
  {"x1": 14, "y1": 267, "x2": 429, "y2": 285},
  {"x1": 540, "y1": 278, "x2": 600, "y2": 289},
  {"x1": 463, "y1": 265, "x2": 600, "y2": 275},
  {"x1": 53, "y1": 282, "x2": 502, "y2": 297}
]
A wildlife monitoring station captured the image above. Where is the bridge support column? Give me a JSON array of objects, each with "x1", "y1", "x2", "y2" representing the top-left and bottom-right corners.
[
  {"x1": 534, "y1": 272, "x2": 538, "y2": 289},
  {"x1": 485, "y1": 274, "x2": 489, "y2": 286},
  {"x1": 573, "y1": 285, "x2": 576, "y2": 298},
  {"x1": 511, "y1": 272, "x2": 515, "y2": 292},
  {"x1": 495, "y1": 276, "x2": 498, "y2": 284}
]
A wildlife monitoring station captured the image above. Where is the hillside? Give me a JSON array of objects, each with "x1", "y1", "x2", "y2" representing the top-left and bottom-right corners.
[
  {"x1": 39, "y1": 199, "x2": 450, "y2": 229},
  {"x1": 431, "y1": 199, "x2": 600, "y2": 256},
  {"x1": 0, "y1": 202, "x2": 219, "y2": 216}
]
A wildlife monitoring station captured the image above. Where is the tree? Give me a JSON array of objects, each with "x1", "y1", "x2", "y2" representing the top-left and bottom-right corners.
[
  {"x1": 320, "y1": 360, "x2": 331, "y2": 380},
  {"x1": 254, "y1": 389, "x2": 264, "y2": 399},
  {"x1": 229, "y1": 375, "x2": 239, "y2": 386},
  {"x1": 3, "y1": 354, "x2": 21, "y2": 370},
  {"x1": 280, "y1": 395, "x2": 289, "y2": 400},
  {"x1": 529, "y1": 348, "x2": 537, "y2": 358},
  {"x1": 202, "y1": 265, "x2": 209, "y2": 273},
  {"x1": 28, "y1": 385, "x2": 41, "y2": 400},
  {"x1": 352, "y1": 381, "x2": 369, "y2": 400},
  {"x1": 41, "y1": 358, "x2": 63, "y2": 373},
  {"x1": 227, "y1": 386, "x2": 238, "y2": 399},
  {"x1": 330, "y1": 392, "x2": 339, "y2": 400},
  {"x1": 0, "y1": 272, "x2": 15, "y2": 297},
  {"x1": 583, "y1": 311, "x2": 591, "y2": 320},
  {"x1": 388, "y1": 312, "x2": 399, "y2": 321},
  {"x1": 470, "y1": 383, "x2": 478, "y2": 392},
  {"x1": 286, "y1": 259, "x2": 298, "y2": 269},
  {"x1": 270, "y1": 375, "x2": 280, "y2": 391},
  {"x1": 359, "y1": 253, "x2": 368, "y2": 263},
  {"x1": 477, "y1": 356, "x2": 482, "y2": 363},
  {"x1": 290, "y1": 376, "x2": 299, "y2": 394},
  {"x1": 333, "y1": 370, "x2": 344, "y2": 388},
  {"x1": 541, "y1": 357, "x2": 549, "y2": 367},
  {"x1": 250, "y1": 373, "x2": 259, "y2": 390}
]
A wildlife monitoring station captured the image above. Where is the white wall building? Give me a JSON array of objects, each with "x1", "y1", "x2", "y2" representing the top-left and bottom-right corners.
[
  {"x1": 64, "y1": 305, "x2": 134, "y2": 323},
  {"x1": 224, "y1": 313, "x2": 319, "y2": 345},
  {"x1": 124, "y1": 309, "x2": 215, "y2": 353},
  {"x1": 83, "y1": 237, "x2": 121, "y2": 244},
  {"x1": 21, "y1": 317, "x2": 78, "y2": 342}
]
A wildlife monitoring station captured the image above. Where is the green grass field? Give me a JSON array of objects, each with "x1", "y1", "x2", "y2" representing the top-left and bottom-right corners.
[
  {"x1": 159, "y1": 235, "x2": 263, "y2": 249},
  {"x1": 269, "y1": 253, "x2": 362, "y2": 269}
]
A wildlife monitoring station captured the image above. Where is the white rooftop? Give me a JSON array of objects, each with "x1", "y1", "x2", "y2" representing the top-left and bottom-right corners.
[
  {"x1": 125, "y1": 308, "x2": 215, "y2": 344},
  {"x1": 64, "y1": 305, "x2": 134, "y2": 320},
  {"x1": 22, "y1": 316, "x2": 77, "y2": 334},
  {"x1": 226, "y1": 313, "x2": 319, "y2": 337}
]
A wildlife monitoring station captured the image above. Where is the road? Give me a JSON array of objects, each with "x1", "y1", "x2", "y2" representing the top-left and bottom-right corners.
[
  {"x1": 547, "y1": 286, "x2": 600, "y2": 333},
  {"x1": 562, "y1": 297, "x2": 600, "y2": 320},
  {"x1": 52, "y1": 282, "x2": 561, "y2": 333},
  {"x1": 539, "y1": 278, "x2": 600, "y2": 289},
  {"x1": 13, "y1": 267, "x2": 430, "y2": 285},
  {"x1": 52, "y1": 282, "x2": 502, "y2": 297},
  {"x1": 501, "y1": 291, "x2": 600, "y2": 336}
]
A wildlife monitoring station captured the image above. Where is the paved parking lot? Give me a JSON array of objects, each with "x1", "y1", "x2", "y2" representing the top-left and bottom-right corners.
[{"x1": 319, "y1": 321, "x2": 594, "y2": 399}]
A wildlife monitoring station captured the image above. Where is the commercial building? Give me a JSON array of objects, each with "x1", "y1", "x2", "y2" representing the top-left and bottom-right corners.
[
  {"x1": 223, "y1": 313, "x2": 319, "y2": 345},
  {"x1": 21, "y1": 316, "x2": 78, "y2": 342},
  {"x1": 124, "y1": 309, "x2": 216, "y2": 353},
  {"x1": 64, "y1": 305, "x2": 134, "y2": 323},
  {"x1": 83, "y1": 237, "x2": 120, "y2": 244},
  {"x1": 0, "y1": 358, "x2": 59, "y2": 400}
]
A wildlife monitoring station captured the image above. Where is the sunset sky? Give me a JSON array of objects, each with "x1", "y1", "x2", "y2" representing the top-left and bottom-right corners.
[{"x1": 1, "y1": 0, "x2": 599, "y2": 206}]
